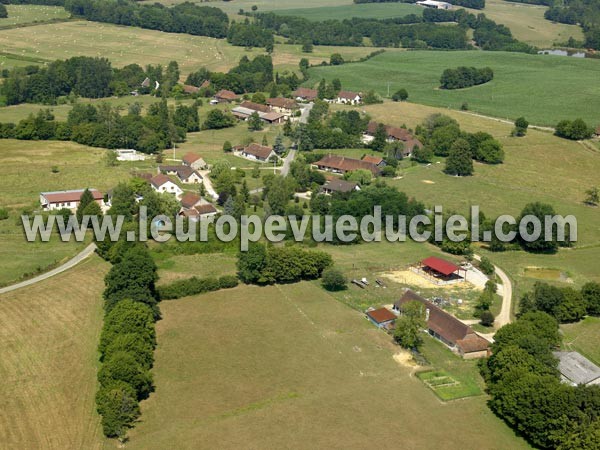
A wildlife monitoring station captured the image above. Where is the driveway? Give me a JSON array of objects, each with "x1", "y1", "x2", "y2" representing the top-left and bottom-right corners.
[
  {"x1": 0, "y1": 243, "x2": 97, "y2": 295},
  {"x1": 298, "y1": 102, "x2": 314, "y2": 124}
]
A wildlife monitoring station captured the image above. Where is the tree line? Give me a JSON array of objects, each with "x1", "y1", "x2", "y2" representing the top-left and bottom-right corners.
[
  {"x1": 481, "y1": 310, "x2": 600, "y2": 449},
  {"x1": 0, "y1": 100, "x2": 198, "y2": 153},
  {"x1": 64, "y1": 0, "x2": 229, "y2": 39},
  {"x1": 440, "y1": 66, "x2": 494, "y2": 89},
  {"x1": 1, "y1": 56, "x2": 183, "y2": 106}
]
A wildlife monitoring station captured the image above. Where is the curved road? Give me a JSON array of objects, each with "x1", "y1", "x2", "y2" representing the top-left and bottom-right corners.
[
  {"x1": 0, "y1": 243, "x2": 97, "y2": 295},
  {"x1": 472, "y1": 254, "x2": 513, "y2": 341}
]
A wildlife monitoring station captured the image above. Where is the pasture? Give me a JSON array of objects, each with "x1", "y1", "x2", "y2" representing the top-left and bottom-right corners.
[
  {"x1": 123, "y1": 281, "x2": 527, "y2": 449},
  {"x1": 0, "y1": 20, "x2": 377, "y2": 74},
  {"x1": 561, "y1": 317, "x2": 600, "y2": 365},
  {"x1": 273, "y1": 3, "x2": 423, "y2": 21},
  {"x1": 466, "y1": 0, "x2": 583, "y2": 48},
  {"x1": 0, "y1": 256, "x2": 106, "y2": 449},
  {"x1": 0, "y1": 4, "x2": 70, "y2": 28},
  {"x1": 309, "y1": 50, "x2": 600, "y2": 126}
]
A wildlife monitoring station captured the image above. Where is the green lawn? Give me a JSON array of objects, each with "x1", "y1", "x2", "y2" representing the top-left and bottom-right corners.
[
  {"x1": 121, "y1": 281, "x2": 527, "y2": 449},
  {"x1": 273, "y1": 3, "x2": 423, "y2": 21},
  {"x1": 561, "y1": 316, "x2": 600, "y2": 365},
  {"x1": 0, "y1": 4, "x2": 70, "y2": 28},
  {"x1": 308, "y1": 50, "x2": 600, "y2": 126}
]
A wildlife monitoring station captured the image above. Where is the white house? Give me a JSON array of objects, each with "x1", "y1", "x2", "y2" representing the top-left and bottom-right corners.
[
  {"x1": 40, "y1": 189, "x2": 104, "y2": 211},
  {"x1": 239, "y1": 143, "x2": 277, "y2": 162},
  {"x1": 336, "y1": 90, "x2": 362, "y2": 105},
  {"x1": 150, "y1": 174, "x2": 183, "y2": 198},
  {"x1": 159, "y1": 165, "x2": 203, "y2": 184}
]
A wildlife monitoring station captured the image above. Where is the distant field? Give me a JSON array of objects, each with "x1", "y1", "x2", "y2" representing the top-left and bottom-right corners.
[
  {"x1": 0, "y1": 20, "x2": 378, "y2": 75},
  {"x1": 148, "y1": 0, "x2": 352, "y2": 12},
  {"x1": 0, "y1": 4, "x2": 69, "y2": 28},
  {"x1": 273, "y1": 3, "x2": 423, "y2": 21},
  {"x1": 0, "y1": 256, "x2": 105, "y2": 449},
  {"x1": 124, "y1": 281, "x2": 527, "y2": 449},
  {"x1": 467, "y1": 0, "x2": 583, "y2": 48},
  {"x1": 309, "y1": 50, "x2": 600, "y2": 126}
]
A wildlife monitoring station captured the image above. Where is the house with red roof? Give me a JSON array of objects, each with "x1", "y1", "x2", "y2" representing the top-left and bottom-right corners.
[
  {"x1": 40, "y1": 189, "x2": 104, "y2": 211},
  {"x1": 214, "y1": 89, "x2": 238, "y2": 103},
  {"x1": 182, "y1": 152, "x2": 207, "y2": 171},
  {"x1": 240, "y1": 143, "x2": 276, "y2": 162},
  {"x1": 150, "y1": 174, "x2": 183, "y2": 198}
]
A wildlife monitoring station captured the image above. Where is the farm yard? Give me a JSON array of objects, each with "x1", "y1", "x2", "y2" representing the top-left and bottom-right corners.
[
  {"x1": 122, "y1": 281, "x2": 527, "y2": 449},
  {"x1": 309, "y1": 50, "x2": 600, "y2": 126}
]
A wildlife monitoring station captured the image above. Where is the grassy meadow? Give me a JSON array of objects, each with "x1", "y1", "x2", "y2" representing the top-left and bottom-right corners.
[
  {"x1": 122, "y1": 281, "x2": 527, "y2": 449},
  {"x1": 0, "y1": 20, "x2": 377, "y2": 74},
  {"x1": 273, "y1": 3, "x2": 423, "y2": 21},
  {"x1": 466, "y1": 0, "x2": 583, "y2": 48},
  {"x1": 561, "y1": 317, "x2": 600, "y2": 365},
  {"x1": 0, "y1": 4, "x2": 70, "y2": 28},
  {"x1": 309, "y1": 50, "x2": 600, "y2": 126},
  {"x1": 0, "y1": 256, "x2": 106, "y2": 449}
]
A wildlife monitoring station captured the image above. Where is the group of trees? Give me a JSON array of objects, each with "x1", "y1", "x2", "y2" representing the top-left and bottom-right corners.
[
  {"x1": 520, "y1": 281, "x2": 600, "y2": 323},
  {"x1": 227, "y1": 19, "x2": 275, "y2": 49},
  {"x1": 0, "y1": 100, "x2": 196, "y2": 153},
  {"x1": 0, "y1": 3, "x2": 7, "y2": 18},
  {"x1": 545, "y1": 0, "x2": 600, "y2": 49},
  {"x1": 64, "y1": 0, "x2": 229, "y2": 39},
  {"x1": 1, "y1": 57, "x2": 185, "y2": 106},
  {"x1": 96, "y1": 244, "x2": 159, "y2": 439},
  {"x1": 555, "y1": 118, "x2": 595, "y2": 140},
  {"x1": 185, "y1": 55, "x2": 300, "y2": 95},
  {"x1": 237, "y1": 244, "x2": 333, "y2": 285},
  {"x1": 158, "y1": 275, "x2": 239, "y2": 300},
  {"x1": 414, "y1": 114, "x2": 505, "y2": 172},
  {"x1": 439, "y1": 66, "x2": 494, "y2": 89},
  {"x1": 481, "y1": 311, "x2": 600, "y2": 449},
  {"x1": 353, "y1": 0, "x2": 485, "y2": 8}
]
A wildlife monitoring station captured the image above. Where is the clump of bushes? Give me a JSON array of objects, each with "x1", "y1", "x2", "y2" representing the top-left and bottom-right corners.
[
  {"x1": 0, "y1": 208, "x2": 8, "y2": 220},
  {"x1": 321, "y1": 267, "x2": 348, "y2": 291},
  {"x1": 158, "y1": 275, "x2": 239, "y2": 300},
  {"x1": 555, "y1": 118, "x2": 594, "y2": 140}
]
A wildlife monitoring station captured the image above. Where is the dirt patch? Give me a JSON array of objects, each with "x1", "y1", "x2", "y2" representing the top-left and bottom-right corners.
[
  {"x1": 380, "y1": 270, "x2": 462, "y2": 289},
  {"x1": 422, "y1": 179, "x2": 435, "y2": 184},
  {"x1": 393, "y1": 350, "x2": 418, "y2": 368}
]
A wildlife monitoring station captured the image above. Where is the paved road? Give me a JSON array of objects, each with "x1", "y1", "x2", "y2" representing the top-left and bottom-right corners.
[
  {"x1": 298, "y1": 102, "x2": 314, "y2": 124},
  {"x1": 0, "y1": 243, "x2": 97, "y2": 295},
  {"x1": 280, "y1": 149, "x2": 296, "y2": 177}
]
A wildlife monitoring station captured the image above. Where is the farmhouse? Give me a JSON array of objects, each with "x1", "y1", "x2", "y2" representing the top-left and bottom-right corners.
[
  {"x1": 293, "y1": 87, "x2": 318, "y2": 101},
  {"x1": 394, "y1": 290, "x2": 490, "y2": 359},
  {"x1": 180, "y1": 192, "x2": 203, "y2": 209},
  {"x1": 267, "y1": 97, "x2": 299, "y2": 116},
  {"x1": 240, "y1": 101, "x2": 271, "y2": 113},
  {"x1": 321, "y1": 179, "x2": 360, "y2": 195},
  {"x1": 159, "y1": 166, "x2": 203, "y2": 184},
  {"x1": 232, "y1": 103, "x2": 285, "y2": 123},
  {"x1": 240, "y1": 143, "x2": 277, "y2": 162},
  {"x1": 182, "y1": 84, "x2": 199, "y2": 94},
  {"x1": 366, "y1": 307, "x2": 396, "y2": 330},
  {"x1": 313, "y1": 155, "x2": 381, "y2": 176},
  {"x1": 336, "y1": 91, "x2": 362, "y2": 105},
  {"x1": 40, "y1": 189, "x2": 104, "y2": 211},
  {"x1": 416, "y1": 0, "x2": 452, "y2": 9},
  {"x1": 150, "y1": 174, "x2": 183, "y2": 197},
  {"x1": 553, "y1": 351, "x2": 600, "y2": 386},
  {"x1": 179, "y1": 202, "x2": 219, "y2": 222},
  {"x1": 362, "y1": 155, "x2": 386, "y2": 167},
  {"x1": 214, "y1": 89, "x2": 238, "y2": 103},
  {"x1": 182, "y1": 152, "x2": 207, "y2": 170}
]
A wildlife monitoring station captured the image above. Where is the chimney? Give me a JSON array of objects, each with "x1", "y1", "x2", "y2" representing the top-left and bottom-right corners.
[{"x1": 425, "y1": 308, "x2": 430, "y2": 322}]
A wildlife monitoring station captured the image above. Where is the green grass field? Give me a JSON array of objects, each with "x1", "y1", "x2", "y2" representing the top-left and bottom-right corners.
[
  {"x1": 0, "y1": 256, "x2": 106, "y2": 449},
  {"x1": 561, "y1": 317, "x2": 600, "y2": 365},
  {"x1": 0, "y1": 4, "x2": 70, "y2": 28},
  {"x1": 309, "y1": 50, "x2": 600, "y2": 126},
  {"x1": 466, "y1": 0, "x2": 583, "y2": 48},
  {"x1": 0, "y1": 20, "x2": 377, "y2": 74},
  {"x1": 121, "y1": 281, "x2": 527, "y2": 449},
  {"x1": 274, "y1": 3, "x2": 423, "y2": 21}
]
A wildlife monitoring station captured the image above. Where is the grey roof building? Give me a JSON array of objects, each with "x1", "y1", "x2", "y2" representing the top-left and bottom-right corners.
[{"x1": 553, "y1": 351, "x2": 600, "y2": 386}]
